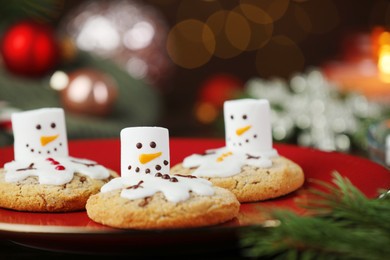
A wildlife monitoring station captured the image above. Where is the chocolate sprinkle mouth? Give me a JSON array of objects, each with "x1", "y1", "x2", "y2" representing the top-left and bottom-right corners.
[
  {"x1": 126, "y1": 180, "x2": 144, "y2": 190},
  {"x1": 16, "y1": 163, "x2": 36, "y2": 171},
  {"x1": 175, "y1": 174, "x2": 197, "y2": 179}
]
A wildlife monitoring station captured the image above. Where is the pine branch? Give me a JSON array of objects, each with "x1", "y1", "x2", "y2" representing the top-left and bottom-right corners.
[
  {"x1": 0, "y1": 0, "x2": 64, "y2": 25},
  {"x1": 239, "y1": 172, "x2": 390, "y2": 259}
]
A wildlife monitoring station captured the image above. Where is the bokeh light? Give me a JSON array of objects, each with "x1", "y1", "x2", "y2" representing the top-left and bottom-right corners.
[
  {"x1": 206, "y1": 10, "x2": 250, "y2": 59},
  {"x1": 240, "y1": 0, "x2": 290, "y2": 22},
  {"x1": 195, "y1": 102, "x2": 219, "y2": 124},
  {"x1": 234, "y1": 4, "x2": 274, "y2": 51},
  {"x1": 50, "y1": 71, "x2": 69, "y2": 91},
  {"x1": 238, "y1": 3, "x2": 273, "y2": 24},
  {"x1": 60, "y1": 0, "x2": 172, "y2": 88},
  {"x1": 75, "y1": 15, "x2": 120, "y2": 55},
  {"x1": 166, "y1": 19, "x2": 215, "y2": 69}
]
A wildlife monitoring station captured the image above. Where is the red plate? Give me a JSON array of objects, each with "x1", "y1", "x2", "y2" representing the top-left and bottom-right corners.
[{"x1": 0, "y1": 138, "x2": 389, "y2": 254}]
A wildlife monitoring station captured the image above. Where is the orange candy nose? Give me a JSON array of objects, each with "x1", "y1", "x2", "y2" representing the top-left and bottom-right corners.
[
  {"x1": 236, "y1": 125, "x2": 251, "y2": 136},
  {"x1": 40, "y1": 134, "x2": 59, "y2": 146},
  {"x1": 139, "y1": 152, "x2": 162, "y2": 164}
]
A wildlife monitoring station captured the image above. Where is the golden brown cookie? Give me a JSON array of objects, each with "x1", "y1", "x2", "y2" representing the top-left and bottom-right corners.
[
  {"x1": 0, "y1": 169, "x2": 118, "y2": 212},
  {"x1": 171, "y1": 156, "x2": 304, "y2": 203},
  {"x1": 86, "y1": 186, "x2": 240, "y2": 229}
]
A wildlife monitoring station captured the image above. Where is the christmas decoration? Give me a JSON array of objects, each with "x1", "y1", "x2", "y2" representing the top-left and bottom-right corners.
[
  {"x1": 0, "y1": 1, "x2": 163, "y2": 146},
  {"x1": 199, "y1": 73, "x2": 244, "y2": 109},
  {"x1": 0, "y1": 51, "x2": 161, "y2": 143},
  {"x1": 195, "y1": 73, "x2": 243, "y2": 124},
  {"x1": 244, "y1": 68, "x2": 390, "y2": 153},
  {"x1": 58, "y1": 0, "x2": 173, "y2": 89},
  {"x1": 50, "y1": 68, "x2": 118, "y2": 117},
  {"x1": 0, "y1": 20, "x2": 59, "y2": 77},
  {"x1": 240, "y1": 172, "x2": 390, "y2": 259},
  {"x1": 197, "y1": 68, "x2": 389, "y2": 155}
]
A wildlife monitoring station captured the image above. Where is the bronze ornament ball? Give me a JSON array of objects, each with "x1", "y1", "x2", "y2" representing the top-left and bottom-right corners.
[{"x1": 55, "y1": 69, "x2": 118, "y2": 117}]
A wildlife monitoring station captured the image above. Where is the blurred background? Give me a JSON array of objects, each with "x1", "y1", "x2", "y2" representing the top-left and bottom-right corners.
[{"x1": 0, "y1": 0, "x2": 389, "y2": 165}]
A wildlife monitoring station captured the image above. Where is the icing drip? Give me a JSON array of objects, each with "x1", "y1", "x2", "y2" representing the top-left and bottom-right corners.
[
  {"x1": 101, "y1": 173, "x2": 215, "y2": 203},
  {"x1": 4, "y1": 156, "x2": 110, "y2": 185},
  {"x1": 182, "y1": 146, "x2": 278, "y2": 177}
]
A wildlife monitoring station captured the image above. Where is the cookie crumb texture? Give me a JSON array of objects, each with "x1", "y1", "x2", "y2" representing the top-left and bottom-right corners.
[
  {"x1": 0, "y1": 169, "x2": 118, "y2": 212},
  {"x1": 171, "y1": 156, "x2": 305, "y2": 203},
  {"x1": 86, "y1": 187, "x2": 240, "y2": 229}
]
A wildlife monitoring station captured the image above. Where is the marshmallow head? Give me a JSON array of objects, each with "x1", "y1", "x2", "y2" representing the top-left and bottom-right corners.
[
  {"x1": 224, "y1": 99, "x2": 273, "y2": 154},
  {"x1": 12, "y1": 108, "x2": 69, "y2": 162},
  {"x1": 120, "y1": 127, "x2": 170, "y2": 177}
]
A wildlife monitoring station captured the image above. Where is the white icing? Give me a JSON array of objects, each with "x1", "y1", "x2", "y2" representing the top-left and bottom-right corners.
[
  {"x1": 4, "y1": 156, "x2": 110, "y2": 185},
  {"x1": 68, "y1": 156, "x2": 110, "y2": 179},
  {"x1": 182, "y1": 146, "x2": 277, "y2": 177},
  {"x1": 181, "y1": 98, "x2": 279, "y2": 177},
  {"x1": 101, "y1": 173, "x2": 214, "y2": 203}
]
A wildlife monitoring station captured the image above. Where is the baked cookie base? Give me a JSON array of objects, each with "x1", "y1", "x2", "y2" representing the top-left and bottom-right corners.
[
  {"x1": 0, "y1": 169, "x2": 118, "y2": 212},
  {"x1": 171, "y1": 156, "x2": 305, "y2": 203},
  {"x1": 86, "y1": 187, "x2": 240, "y2": 229}
]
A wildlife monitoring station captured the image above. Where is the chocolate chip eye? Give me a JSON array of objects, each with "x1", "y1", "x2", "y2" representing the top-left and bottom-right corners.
[
  {"x1": 136, "y1": 143, "x2": 142, "y2": 149},
  {"x1": 51, "y1": 122, "x2": 56, "y2": 128},
  {"x1": 242, "y1": 114, "x2": 247, "y2": 120},
  {"x1": 36, "y1": 124, "x2": 41, "y2": 130},
  {"x1": 230, "y1": 115, "x2": 234, "y2": 120},
  {"x1": 150, "y1": 141, "x2": 156, "y2": 148}
]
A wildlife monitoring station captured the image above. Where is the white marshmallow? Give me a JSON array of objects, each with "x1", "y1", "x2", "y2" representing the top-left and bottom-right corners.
[
  {"x1": 120, "y1": 127, "x2": 170, "y2": 177},
  {"x1": 12, "y1": 108, "x2": 68, "y2": 162},
  {"x1": 224, "y1": 99, "x2": 275, "y2": 156}
]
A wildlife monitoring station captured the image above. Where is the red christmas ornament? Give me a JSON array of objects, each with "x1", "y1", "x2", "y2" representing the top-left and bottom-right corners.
[
  {"x1": 195, "y1": 74, "x2": 244, "y2": 124},
  {"x1": 199, "y1": 74, "x2": 244, "y2": 108},
  {"x1": 1, "y1": 20, "x2": 59, "y2": 77}
]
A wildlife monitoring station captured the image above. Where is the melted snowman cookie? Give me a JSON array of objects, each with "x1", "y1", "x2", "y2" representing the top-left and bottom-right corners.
[
  {"x1": 171, "y1": 99, "x2": 304, "y2": 202},
  {"x1": 0, "y1": 108, "x2": 118, "y2": 212},
  {"x1": 86, "y1": 127, "x2": 240, "y2": 229}
]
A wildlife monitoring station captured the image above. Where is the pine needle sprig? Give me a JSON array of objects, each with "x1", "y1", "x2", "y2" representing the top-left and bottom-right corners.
[
  {"x1": 0, "y1": 0, "x2": 64, "y2": 24},
  {"x1": 303, "y1": 172, "x2": 390, "y2": 232},
  {"x1": 239, "y1": 172, "x2": 390, "y2": 259},
  {"x1": 21, "y1": 0, "x2": 64, "y2": 23}
]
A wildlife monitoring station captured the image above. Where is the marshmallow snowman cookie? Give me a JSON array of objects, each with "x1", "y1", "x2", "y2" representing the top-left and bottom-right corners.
[
  {"x1": 0, "y1": 108, "x2": 118, "y2": 212},
  {"x1": 86, "y1": 127, "x2": 239, "y2": 229},
  {"x1": 171, "y1": 99, "x2": 304, "y2": 203}
]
